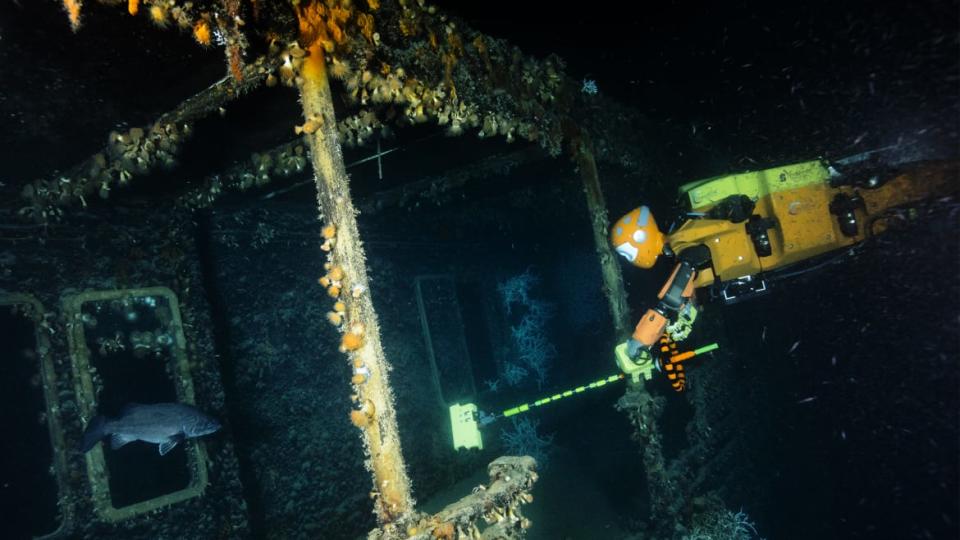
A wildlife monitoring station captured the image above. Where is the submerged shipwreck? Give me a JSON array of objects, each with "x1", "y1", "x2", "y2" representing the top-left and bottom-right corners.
[{"x1": 1, "y1": 1, "x2": 956, "y2": 540}]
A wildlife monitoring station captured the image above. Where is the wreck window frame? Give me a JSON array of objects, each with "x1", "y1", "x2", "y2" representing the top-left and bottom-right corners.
[
  {"x1": 0, "y1": 293, "x2": 74, "y2": 539},
  {"x1": 62, "y1": 286, "x2": 210, "y2": 523}
]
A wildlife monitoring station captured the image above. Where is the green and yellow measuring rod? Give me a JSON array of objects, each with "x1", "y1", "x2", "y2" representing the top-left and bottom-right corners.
[
  {"x1": 449, "y1": 341, "x2": 720, "y2": 450},
  {"x1": 449, "y1": 373, "x2": 625, "y2": 451}
]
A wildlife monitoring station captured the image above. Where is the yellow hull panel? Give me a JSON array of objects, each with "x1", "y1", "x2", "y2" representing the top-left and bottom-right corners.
[
  {"x1": 681, "y1": 160, "x2": 831, "y2": 211},
  {"x1": 670, "y1": 160, "x2": 958, "y2": 289}
]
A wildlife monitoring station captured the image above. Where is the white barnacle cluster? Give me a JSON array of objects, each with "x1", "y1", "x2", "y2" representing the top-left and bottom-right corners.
[
  {"x1": 19, "y1": 121, "x2": 189, "y2": 220},
  {"x1": 239, "y1": 146, "x2": 309, "y2": 191}
]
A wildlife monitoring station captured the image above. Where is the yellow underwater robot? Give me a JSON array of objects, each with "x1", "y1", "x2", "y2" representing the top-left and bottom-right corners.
[
  {"x1": 610, "y1": 155, "x2": 958, "y2": 392},
  {"x1": 613, "y1": 157, "x2": 958, "y2": 303}
]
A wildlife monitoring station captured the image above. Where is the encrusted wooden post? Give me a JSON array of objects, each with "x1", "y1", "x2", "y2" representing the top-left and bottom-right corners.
[
  {"x1": 574, "y1": 136, "x2": 683, "y2": 530},
  {"x1": 573, "y1": 136, "x2": 630, "y2": 335},
  {"x1": 297, "y1": 44, "x2": 414, "y2": 524}
]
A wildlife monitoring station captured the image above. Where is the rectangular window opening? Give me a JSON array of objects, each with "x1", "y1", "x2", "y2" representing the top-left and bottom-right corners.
[
  {"x1": 0, "y1": 295, "x2": 71, "y2": 539},
  {"x1": 64, "y1": 287, "x2": 210, "y2": 522},
  {"x1": 414, "y1": 275, "x2": 477, "y2": 406}
]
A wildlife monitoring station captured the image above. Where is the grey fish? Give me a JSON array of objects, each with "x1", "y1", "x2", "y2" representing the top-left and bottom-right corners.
[{"x1": 80, "y1": 402, "x2": 221, "y2": 456}]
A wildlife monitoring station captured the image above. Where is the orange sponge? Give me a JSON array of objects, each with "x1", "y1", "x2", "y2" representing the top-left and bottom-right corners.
[{"x1": 341, "y1": 332, "x2": 362, "y2": 352}]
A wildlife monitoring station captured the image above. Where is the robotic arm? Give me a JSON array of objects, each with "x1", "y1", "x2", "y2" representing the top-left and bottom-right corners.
[
  {"x1": 614, "y1": 260, "x2": 701, "y2": 389},
  {"x1": 610, "y1": 206, "x2": 710, "y2": 389},
  {"x1": 627, "y1": 260, "x2": 699, "y2": 358}
]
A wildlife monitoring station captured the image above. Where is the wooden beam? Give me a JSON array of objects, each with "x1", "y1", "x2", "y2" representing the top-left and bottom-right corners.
[{"x1": 297, "y1": 44, "x2": 414, "y2": 525}]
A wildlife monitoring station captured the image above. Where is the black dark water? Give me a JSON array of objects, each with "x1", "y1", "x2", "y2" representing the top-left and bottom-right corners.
[
  {"x1": 752, "y1": 215, "x2": 960, "y2": 540},
  {"x1": 438, "y1": 0, "x2": 959, "y2": 172}
]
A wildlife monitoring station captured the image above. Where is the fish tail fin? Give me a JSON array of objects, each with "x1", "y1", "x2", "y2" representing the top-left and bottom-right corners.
[{"x1": 80, "y1": 415, "x2": 107, "y2": 453}]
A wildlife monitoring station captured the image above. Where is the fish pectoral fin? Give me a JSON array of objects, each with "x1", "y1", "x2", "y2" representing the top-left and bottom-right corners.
[
  {"x1": 158, "y1": 435, "x2": 184, "y2": 456},
  {"x1": 110, "y1": 433, "x2": 136, "y2": 450}
]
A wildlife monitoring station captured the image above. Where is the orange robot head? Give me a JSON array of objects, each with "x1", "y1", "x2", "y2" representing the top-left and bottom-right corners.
[{"x1": 610, "y1": 205, "x2": 665, "y2": 269}]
